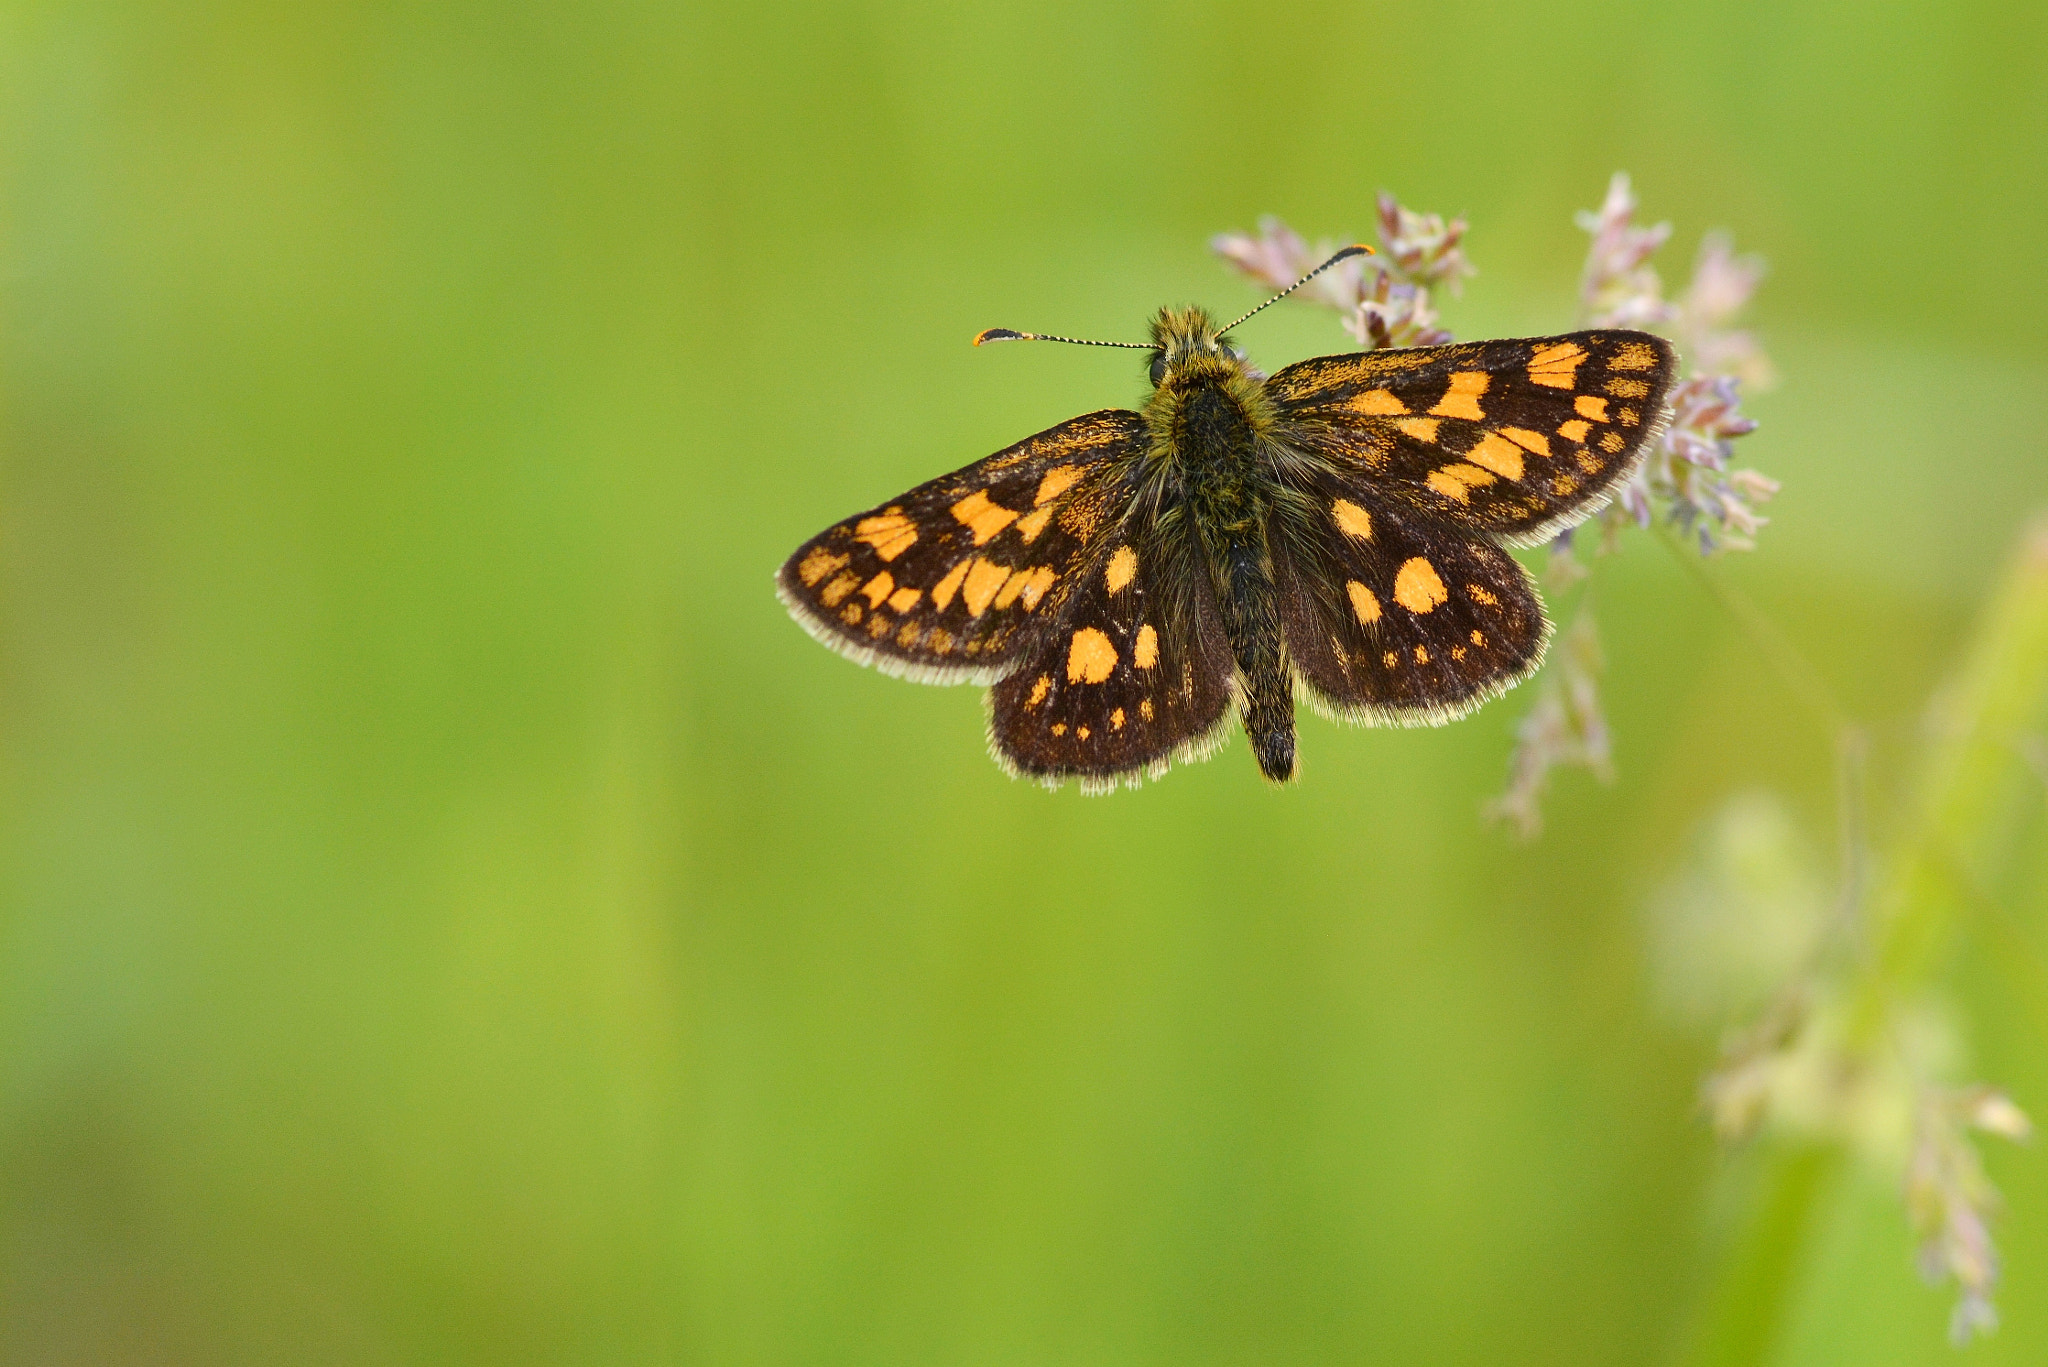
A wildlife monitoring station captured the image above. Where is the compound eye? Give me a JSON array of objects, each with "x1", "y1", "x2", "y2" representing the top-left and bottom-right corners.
[
  {"x1": 1148, "y1": 352, "x2": 1167, "y2": 386},
  {"x1": 1223, "y1": 343, "x2": 1246, "y2": 363}
]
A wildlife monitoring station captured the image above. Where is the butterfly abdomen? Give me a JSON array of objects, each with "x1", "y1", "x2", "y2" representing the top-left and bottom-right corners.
[
  {"x1": 1157, "y1": 371, "x2": 1297, "y2": 783},
  {"x1": 1214, "y1": 536, "x2": 1296, "y2": 782}
]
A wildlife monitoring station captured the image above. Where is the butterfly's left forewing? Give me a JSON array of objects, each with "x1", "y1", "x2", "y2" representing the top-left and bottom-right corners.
[
  {"x1": 777, "y1": 410, "x2": 1148, "y2": 683},
  {"x1": 1266, "y1": 330, "x2": 1675, "y2": 546}
]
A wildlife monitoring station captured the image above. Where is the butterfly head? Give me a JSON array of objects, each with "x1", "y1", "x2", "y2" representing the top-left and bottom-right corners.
[{"x1": 1147, "y1": 307, "x2": 1249, "y2": 388}]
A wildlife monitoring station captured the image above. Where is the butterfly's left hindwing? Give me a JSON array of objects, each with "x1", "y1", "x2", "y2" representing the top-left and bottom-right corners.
[
  {"x1": 987, "y1": 527, "x2": 1236, "y2": 792},
  {"x1": 777, "y1": 409, "x2": 1148, "y2": 684},
  {"x1": 1266, "y1": 330, "x2": 1675, "y2": 546}
]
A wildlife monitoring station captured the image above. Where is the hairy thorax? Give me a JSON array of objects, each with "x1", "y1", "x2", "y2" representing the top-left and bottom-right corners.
[{"x1": 1140, "y1": 307, "x2": 1277, "y2": 534}]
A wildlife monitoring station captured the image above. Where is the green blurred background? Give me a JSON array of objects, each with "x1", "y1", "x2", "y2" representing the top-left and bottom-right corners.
[{"x1": 5, "y1": 1, "x2": 2047, "y2": 1363}]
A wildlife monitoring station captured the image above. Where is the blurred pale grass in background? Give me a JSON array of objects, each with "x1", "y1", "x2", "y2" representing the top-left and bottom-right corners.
[
  {"x1": 5, "y1": 2, "x2": 2048, "y2": 1365},
  {"x1": 1223, "y1": 180, "x2": 2039, "y2": 1348},
  {"x1": 1687, "y1": 516, "x2": 2048, "y2": 1355}
]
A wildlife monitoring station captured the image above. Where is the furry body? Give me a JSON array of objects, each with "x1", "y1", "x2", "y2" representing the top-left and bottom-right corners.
[
  {"x1": 1140, "y1": 308, "x2": 1300, "y2": 779},
  {"x1": 777, "y1": 299, "x2": 1675, "y2": 791}
]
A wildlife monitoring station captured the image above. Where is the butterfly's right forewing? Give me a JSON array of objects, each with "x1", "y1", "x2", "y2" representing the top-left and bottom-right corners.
[
  {"x1": 777, "y1": 410, "x2": 1148, "y2": 683},
  {"x1": 1266, "y1": 331, "x2": 1675, "y2": 547}
]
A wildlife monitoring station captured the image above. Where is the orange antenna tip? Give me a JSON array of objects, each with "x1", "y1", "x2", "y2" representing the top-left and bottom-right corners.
[{"x1": 971, "y1": 327, "x2": 1152, "y2": 351}]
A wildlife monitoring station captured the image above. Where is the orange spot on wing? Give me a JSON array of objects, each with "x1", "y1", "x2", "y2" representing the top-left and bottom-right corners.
[
  {"x1": 1034, "y1": 465, "x2": 1084, "y2": 505},
  {"x1": 853, "y1": 512, "x2": 918, "y2": 560},
  {"x1": 1527, "y1": 341, "x2": 1587, "y2": 388},
  {"x1": 819, "y1": 572, "x2": 860, "y2": 607},
  {"x1": 1429, "y1": 371, "x2": 1490, "y2": 420},
  {"x1": 1464, "y1": 432, "x2": 1525, "y2": 480},
  {"x1": 1346, "y1": 580, "x2": 1381, "y2": 624},
  {"x1": 797, "y1": 548, "x2": 849, "y2": 586},
  {"x1": 888, "y1": 585, "x2": 921, "y2": 613},
  {"x1": 1332, "y1": 499, "x2": 1374, "y2": 540},
  {"x1": 1414, "y1": 645, "x2": 1429, "y2": 663},
  {"x1": 1606, "y1": 377, "x2": 1649, "y2": 398},
  {"x1": 1574, "y1": 394, "x2": 1610, "y2": 422},
  {"x1": 1026, "y1": 675, "x2": 1051, "y2": 707},
  {"x1": 1426, "y1": 463, "x2": 1495, "y2": 501},
  {"x1": 1557, "y1": 419, "x2": 1592, "y2": 443},
  {"x1": 1346, "y1": 388, "x2": 1409, "y2": 415},
  {"x1": 1105, "y1": 545, "x2": 1138, "y2": 592},
  {"x1": 1383, "y1": 651, "x2": 1399, "y2": 668},
  {"x1": 1609, "y1": 340, "x2": 1659, "y2": 370},
  {"x1": 961, "y1": 558, "x2": 1010, "y2": 615},
  {"x1": 1133, "y1": 624, "x2": 1159, "y2": 669},
  {"x1": 993, "y1": 568, "x2": 1033, "y2": 610},
  {"x1": 1466, "y1": 584, "x2": 1499, "y2": 606},
  {"x1": 1394, "y1": 416, "x2": 1442, "y2": 443},
  {"x1": 1139, "y1": 699, "x2": 1155, "y2": 722},
  {"x1": 1110, "y1": 708, "x2": 1125, "y2": 730},
  {"x1": 1500, "y1": 427, "x2": 1551, "y2": 458},
  {"x1": 897, "y1": 620, "x2": 921, "y2": 646},
  {"x1": 1066, "y1": 627, "x2": 1118, "y2": 684},
  {"x1": 1599, "y1": 429, "x2": 1625, "y2": 453},
  {"x1": 1470, "y1": 629, "x2": 1486, "y2": 646},
  {"x1": 930, "y1": 559, "x2": 971, "y2": 610},
  {"x1": 859, "y1": 571, "x2": 895, "y2": 608},
  {"x1": 1017, "y1": 566, "x2": 1056, "y2": 610},
  {"x1": 951, "y1": 490, "x2": 1020, "y2": 544},
  {"x1": 1014, "y1": 506, "x2": 1054, "y2": 542},
  {"x1": 1394, "y1": 557, "x2": 1448, "y2": 613}
]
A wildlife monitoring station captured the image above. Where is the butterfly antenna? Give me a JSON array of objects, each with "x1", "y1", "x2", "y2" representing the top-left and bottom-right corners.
[
  {"x1": 972, "y1": 328, "x2": 1154, "y2": 350},
  {"x1": 1218, "y1": 243, "x2": 1375, "y2": 334}
]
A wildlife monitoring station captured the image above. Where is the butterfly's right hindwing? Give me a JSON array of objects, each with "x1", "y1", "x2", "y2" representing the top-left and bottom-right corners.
[
  {"x1": 1269, "y1": 479, "x2": 1550, "y2": 726},
  {"x1": 777, "y1": 410, "x2": 1148, "y2": 684}
]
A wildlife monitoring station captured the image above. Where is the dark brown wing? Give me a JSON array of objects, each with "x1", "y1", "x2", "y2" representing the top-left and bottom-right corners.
[
  {"x1": 777, "y1": 410, "x2": 1146, "y2": 684},
  {"x1": 1268, "y1": 475, "x2": 1549, "y2": 725},
  {"x1": 987, "y1": 526, "x2": 1236, "y2": 793},
  {"x1": 1265, "y1": 331, "x2": 1675, "y2": 546}
]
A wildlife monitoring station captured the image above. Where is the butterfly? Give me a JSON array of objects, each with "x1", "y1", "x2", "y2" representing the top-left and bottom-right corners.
[{"x1": 777, "y1": 246, "x2": 1676, "y2": 792}]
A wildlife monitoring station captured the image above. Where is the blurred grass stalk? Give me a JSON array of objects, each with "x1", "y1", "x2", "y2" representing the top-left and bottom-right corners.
[
  {"x1": 1216, "y1": 181, "x2": 2037, "y2": 1355},
  {"x1": 1684, "y1": 513, "x2": 2048, "y2": 1365}
]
